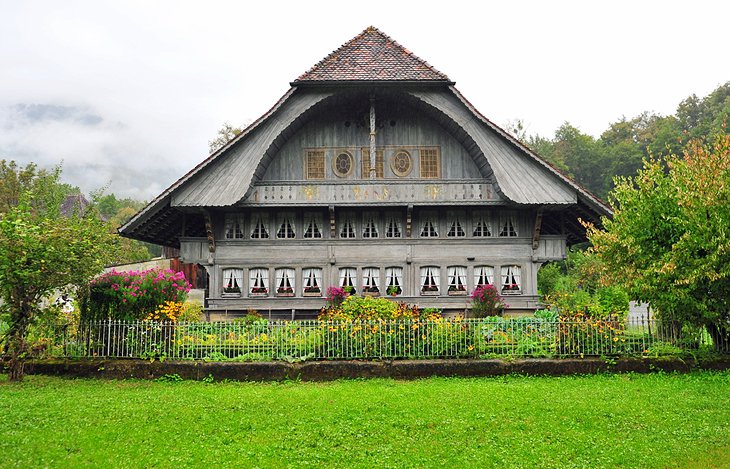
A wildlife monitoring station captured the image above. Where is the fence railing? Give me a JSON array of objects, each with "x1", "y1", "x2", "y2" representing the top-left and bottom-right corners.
[{"x1": 3, "y1": 316, "x2": 727, "y2": 361}]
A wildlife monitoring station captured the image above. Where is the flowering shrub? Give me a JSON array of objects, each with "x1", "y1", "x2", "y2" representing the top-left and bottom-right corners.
[
  {"x1": 82, "y1": 268, "x2": 191, "y2": 321},
  {"x1": 469, "y1": 284, "x2": 505, "y2": 317},
  {"x1": 145, "y1": 301, "x2": 185, "y2": 322},
  {"x1": 325, "y1": 286, "x2": 347, "y2": 308}
]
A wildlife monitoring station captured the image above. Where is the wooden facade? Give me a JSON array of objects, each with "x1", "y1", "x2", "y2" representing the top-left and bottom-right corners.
[{"x1": 120, "y1": 27, "x2": 610, "y2": 318}]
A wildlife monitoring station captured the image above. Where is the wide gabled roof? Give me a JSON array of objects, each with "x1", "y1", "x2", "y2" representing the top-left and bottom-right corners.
[
  {"x1": 294, "y1": 26, "x2": 451, "y2": 83},
  {"x1": 120, "y1": 27, "x2": 611, "y2": 247}
]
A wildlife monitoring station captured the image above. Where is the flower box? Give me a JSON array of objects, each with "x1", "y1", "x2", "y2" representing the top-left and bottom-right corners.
[
  {"x1": 448, "y1": 290, "x2": 467, "y2": 296},
  {"x1": 421, "y1": 287, "x2": 439, "y2": 296},
  {"x1": 448, "y1": 287, "x2": 467, "y2": 296},
  {"x1": 277, "y1": 292, "x2": 295, "y2": 297},
  {"x1": 221, "y1": 292, "x2": 241, "y2": 298},
  {"x1": 302, "y1": 291, "x2": 321, "y2": 297}
]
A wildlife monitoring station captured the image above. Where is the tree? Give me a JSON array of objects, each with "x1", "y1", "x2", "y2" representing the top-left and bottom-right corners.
[
  {"x1": 586, "y1": 131, "x2": 730, "y2": 350},
  {"x1": 208, "y1": 122, "x2": 244, "y2": 153},
  {"x1": 0, "y1": 168, "x2": 118, "y2": 381}
]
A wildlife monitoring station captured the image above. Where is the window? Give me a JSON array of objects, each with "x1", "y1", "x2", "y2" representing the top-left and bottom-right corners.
[
  {"x1": 305, "y1": 150, "x2": 325, "y2": 179},
  {"x1": 499, "y1": 212, "x2": 518, "y2": 237},
  {"x1": 333, "y1": 151, "x2": 354, "y2": 177},
  {"x1": 303, "y1": 213, "x2": 322, "y2": 239},
  {"x1": 385, "y1": 267, "x2": 403, "y2": 295},
  {"x1": 391, "y1": 150, "x2": 413, "y2": 177},
  {"x1": 474, "y1": 266, "x2": 494, "y2": 288},
  {"x1": 500, "y1": 265, "x2": 522, "y2": 293},
  {"x1": 249, "y1": 268, "x2": 269, "y2": 295},
  {"x1": 222, "y1": 268, "x2": 243, "y2": 294},
  {"x1": 224, "y1": 214, "x2": 245, "y2": 239},
  {"x1": 339, "y1": 267, "x2": 357, "y2": 294},
  {"x1": 420, "y1": 266, "x2": 440, "y2": 294},
  {"x1": 361, "y1": 148, "x2": 384, "y2": 178},
  {"x1": 420, "y1": 214, "x2": 439, "y2": 237},
  {"x1": 250, "y1": 214, "x2": 269, "y2": 239},
  {"x1": 275, "y1": 268, "x2": 295, "y2": 295},
  {"x1": 473, "y1": 212, "x2": 492, "y2": 237},
  {"x1": 362, "y1": 213, "x2": 379, "y2": 238},
  {"x1": 447, "y1": 266, "x2": 467, "y2": 294},
  {"x1": 419, "y1": 147, "x2": 441, "y2": 178},
  {"x1": 276, "y1": 215, "x2": 296, "y2": 239},
  {"x1": 302, "y1": 268, "x2": 323, "y2": 295},
  {"x1": 385, "y1": 215, "x2": 402, "y2": 238},
  {"x1": 362, "y1": 267, "x2": 380, "y2": 294},
  {"x1": 447, "y1": 213, "x2": 465, "y2": 237},
  {"x1": 339, "y1": 214, "x2": 356, "y2": 238}
]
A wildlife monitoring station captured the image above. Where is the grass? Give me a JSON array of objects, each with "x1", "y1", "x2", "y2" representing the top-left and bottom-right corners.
[{"x1": 1, "y1": 372, "x2": 729, "y2": 468}]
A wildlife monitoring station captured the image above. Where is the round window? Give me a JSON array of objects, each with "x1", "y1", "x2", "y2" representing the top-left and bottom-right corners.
[
  {"x1": 333, "y1": 152, "x2": 353, "y2": 177},
  {"x1": 391, "y1": 150, "x2": 412, "y2": 177}
]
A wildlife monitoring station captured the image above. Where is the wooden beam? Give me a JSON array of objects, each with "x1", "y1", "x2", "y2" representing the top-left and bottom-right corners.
[{"x1": 532, "y1": 208, "x2": 543, "y2": 250}]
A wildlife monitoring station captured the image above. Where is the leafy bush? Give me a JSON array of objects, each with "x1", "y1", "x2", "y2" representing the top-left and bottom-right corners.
[
  {"x1": 82, "y1": 268, "x2": 191, "y2": 321},
  {"x1": 319, "y1": 295, "x2": 424, "y2": 321}
]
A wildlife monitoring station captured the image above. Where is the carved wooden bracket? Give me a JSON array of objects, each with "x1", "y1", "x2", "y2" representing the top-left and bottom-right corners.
[
  {"x1": 329, "y1": 205, "x2": 336, "y2": 238},
  {"x1": 202, "y1": 210, "x2": 216, "y2": 253},
  {"x1": 406, "y1": 204, "x2": 413, "y2": 237},
  {"x1": 532, "y1": 208, "x2": 543, "y2": 250}
]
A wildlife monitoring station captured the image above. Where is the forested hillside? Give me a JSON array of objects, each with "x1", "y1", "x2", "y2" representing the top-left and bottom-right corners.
[{"x1": 513, "y1": 82, "x2": 730, "y2": 199}]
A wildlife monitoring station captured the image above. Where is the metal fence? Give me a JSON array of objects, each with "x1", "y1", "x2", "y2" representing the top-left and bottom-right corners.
[{"x1": 3, "y1": 316, "x2": 727, "y2": 361}]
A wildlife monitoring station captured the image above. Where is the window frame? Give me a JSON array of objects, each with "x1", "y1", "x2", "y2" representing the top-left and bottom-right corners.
[
  {"x1": 447, "y1": 266, "x2": 467, "y2": 294},
  {"x1": 222, "y1": 267, "x2": 244, "y2": 294},
  {"x1": 419, "y1": 147, "x2": 441, "y2": 179},
  {"x1": 385, "y1": 266, "x2": 403, "y2": 295},
  {"x1": 305, "y1": 149, "x2": 326, "y2": 180},
  {"x1": 332, "y1": 150, "x2": 355, "y2": 178},
  {"x1": 500, "y1": 265, "x2": 522, "y2": 294},
  {"x1": 250, "y1": 213, "x2": 270, "y2": 239},
  {"x1": 420, "y1": 266, "x2": 440, "y2": 295},
  {"x1": 276, "y1": 213, "x2": 296, "y2": 239},
  {"x1": 248, "y1": 267, "x2": 269, "y2": 296},
  {"x1": 302, "y1": 267, "x2": 323, "y2": 296},
  {"x1": 275, "y1": 267, "x2": 296, "y2": 296}
]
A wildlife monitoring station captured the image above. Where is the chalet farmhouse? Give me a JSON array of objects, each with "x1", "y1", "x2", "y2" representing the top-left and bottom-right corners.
[{"x1": 120, "y1": 27, "x2": 610, "y2": 319}]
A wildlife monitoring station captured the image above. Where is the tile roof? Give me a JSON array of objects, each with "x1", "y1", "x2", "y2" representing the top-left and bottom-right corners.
[{"x1": 294, "y1": 26, "x2": 450, "y2": 83}]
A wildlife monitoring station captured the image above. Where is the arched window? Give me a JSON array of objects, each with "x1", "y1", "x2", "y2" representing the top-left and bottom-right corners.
[
  {"x1": 339, "y1": 267, "x2": 357, "y2": 294},
  {"x1": 474, "y1": 266, "x2": 494, "y2": 288},
  {"x1": 420, "y1": 266, "x2": 440, "y2": 295},
  {"x1": 249, "y1": 268, "x2": 269, "y2": 295},
  {"x1": 222, "y1": 268, "x2": 243, "y2": 294},
  {"x1": 500, "y1": 265, "x2": 522, "y2": 293},
  {"x1": 275, "y1": 268, "x2": 295, "y2": 295},
  {"x1": 447, "y1": 266, "x2": 467, "y2": 294},
  {"x1": 362, "y1": 267, "x2": 380, "y2": 294},
  {"x1": 224, "y1": 214, "x2": 245, "y2": 239},
  {"x1": 385, "y1": 267, "x2": 403, "y2": 295},
  {"x1": 302, "y1": 268, "x2": 323, "y2": 295}
]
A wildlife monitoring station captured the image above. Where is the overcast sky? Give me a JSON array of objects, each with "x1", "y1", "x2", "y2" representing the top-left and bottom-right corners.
[{"x1": 1, "y1": 0, "x2": 727, "y2": 200}]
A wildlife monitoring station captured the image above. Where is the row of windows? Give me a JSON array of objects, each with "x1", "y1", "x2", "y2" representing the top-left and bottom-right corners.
[
  {"x1": 224, "y1": 210, "x2": 519, "y2": 240},
  {"x1": 221, "y1": 265, "x2": 523, "y2": 297},
  {"x1": 305, "y1": 147, "x2": 441, "y2": 180}
]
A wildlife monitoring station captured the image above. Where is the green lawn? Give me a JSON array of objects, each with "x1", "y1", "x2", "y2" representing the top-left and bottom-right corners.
[{"x1": 1, "y1": 372, "x2": 729, "y2": 468}]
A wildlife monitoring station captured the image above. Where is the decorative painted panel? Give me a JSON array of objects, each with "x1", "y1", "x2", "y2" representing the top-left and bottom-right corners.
[{"x1": 244, "y1": 182, "x2": 501, "y2": 205}]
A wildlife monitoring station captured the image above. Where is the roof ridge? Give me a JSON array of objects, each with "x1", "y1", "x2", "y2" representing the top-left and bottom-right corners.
[{"x1": 294, "y1": 26, "x2": 450, "y2": 83}]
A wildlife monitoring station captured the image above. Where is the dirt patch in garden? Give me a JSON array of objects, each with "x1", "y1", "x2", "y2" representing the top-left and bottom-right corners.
[{"x1": 13, "y1": 356, "x2": 730, "y2": 381}]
